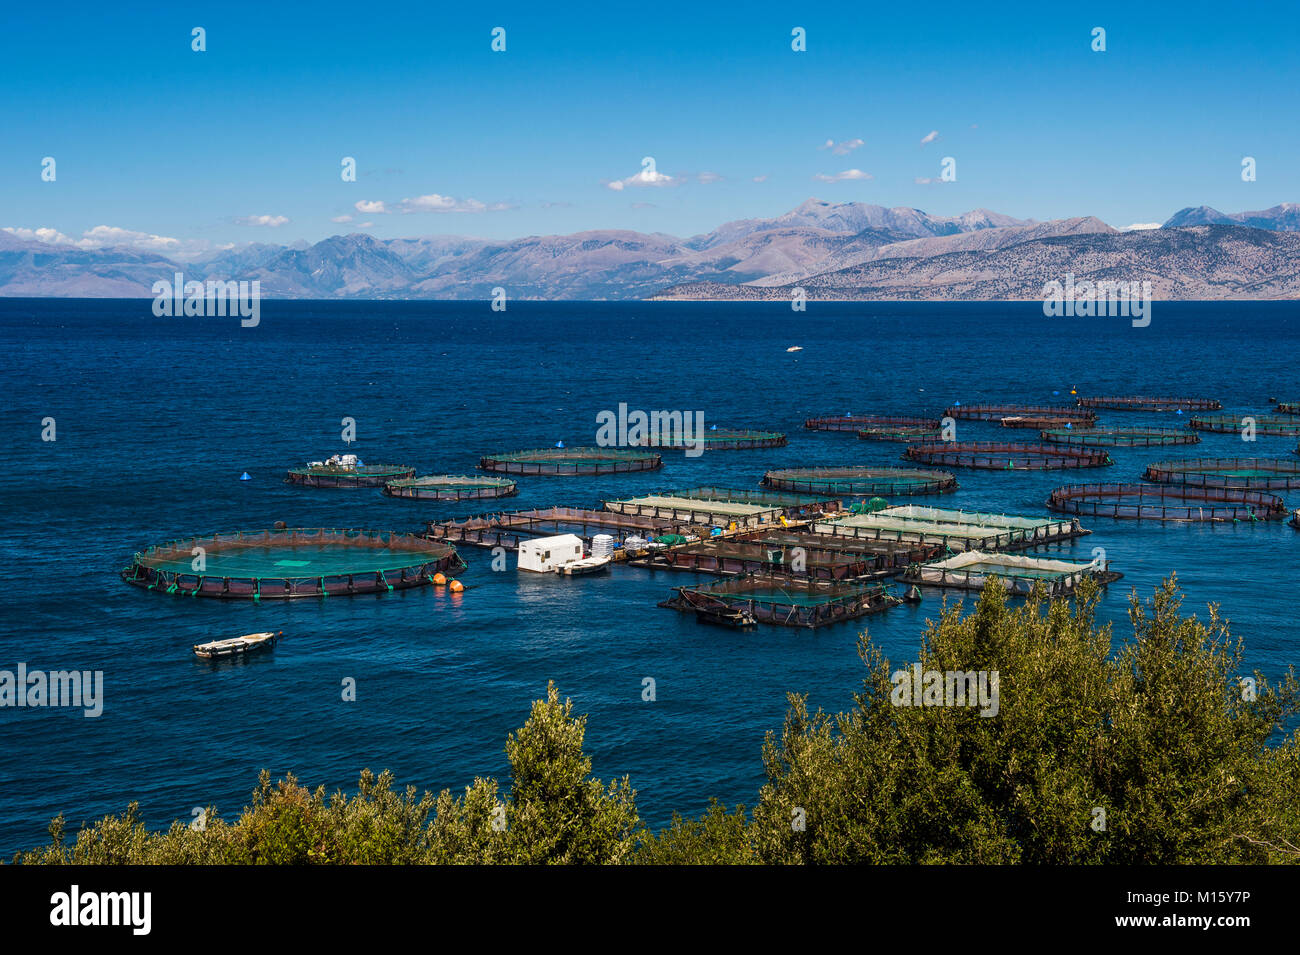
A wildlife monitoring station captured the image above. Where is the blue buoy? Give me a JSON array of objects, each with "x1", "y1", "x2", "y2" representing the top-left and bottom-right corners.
[
  {"x1": 1176, "y1": 409, "x2": 1183, "y2": 416},
  {"x1": 1053, "y1": 390, "x2": 1059, "y2": 396},
  {"x1": 239, "y1": 472, "x2": 251, "y2": 481},
  {"x1": 1065, "y1": 422, "x2": 1072, "y2": 429},
  {"x1": 710, "y1": 423, "x2": 717, "y2": 430},
  {"x1": 555, "y1": 440, "x2": 565, "y2": 448}
]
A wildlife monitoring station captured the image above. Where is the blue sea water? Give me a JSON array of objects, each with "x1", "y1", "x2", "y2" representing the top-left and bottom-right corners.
[{"x1": 0, "y1": 299, "x2": 1297, "y2": 856}]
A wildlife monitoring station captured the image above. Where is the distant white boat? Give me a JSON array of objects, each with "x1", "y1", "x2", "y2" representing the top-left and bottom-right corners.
[
  {"x1": 193, "y1": 631, "x2": 280, "y2": 660},
  {"x1": 556, "y1": 555, "x2": 612, "y2": 576},
  {"x1": 786, "y1": 346, "x2": 803, "y2": 352}
]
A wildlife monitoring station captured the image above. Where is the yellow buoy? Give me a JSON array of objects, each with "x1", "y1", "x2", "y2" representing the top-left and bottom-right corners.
[
  {"x1": 449, "y1": 579, "x2": 464, "y2": 593},
  {"x1": 433, "y1": 572, "x2": 447, "y2": 585}
]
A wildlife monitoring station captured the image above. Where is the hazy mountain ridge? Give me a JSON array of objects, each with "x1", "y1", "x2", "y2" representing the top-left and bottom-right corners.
[{"x1": 3, "y1": 200, "x2": 1298, "y2": 300}]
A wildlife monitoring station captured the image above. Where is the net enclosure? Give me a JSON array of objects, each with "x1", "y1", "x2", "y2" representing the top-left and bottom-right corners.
[
  {"x1": 762, "y1": 466, "x2": 957, "y2": 496},
  {"x1": 637, "y1": 428, "x2": 787, "y2": 450},
  {"x1": 812, "y1": 505, "x2": 1084, "y2": 552},
  {"x1": 604, "y1": 487, "x2": 837, "y2": 527},
  {"x1": 999, "y1": 416, "x2": 1084, "y2": 430},
  {"x1": 658, "y1": 574, "x2": 898, "y2": 628},
  {"x1": 903, "y1": 442, "x2": 1112, "y2": 470},
  {"x1": 857, "y1": 425, "x2": 944, "y2": 443},
  {"x1": 427, "y1": 506, "x2": 709, "y2": 550},
  {"x1": 1076, "y1": 395, "x2": 1221, "y2": 412},
  {"x1": 901, "y1": 551, "x2": 1120, "y2": 596},
  {"x1": 1040, "y1": 426, "x2": 1200, "y2": 448},
  {"x1": 122, "y1": 527, "x2": 467, "y2": 599},
  {"x1": 383, "y1": 475, "x2": 518, "y2": 501},
  {"x1": 1047, "y1": 483, "x2": 1287, "y2": 522},
  {"x1": 1277, "y1": 402, "x2": 1300, "y2": 415},
  {"x1": 805, "y1": 414, "x2": 940, "y2": 432},
  {"x1": 944, "y1": 404, "x2": 1097, "y2": 424},
  {"x1": 479, "y1": 447, "x2": 661, "y2": 476},
  {"x1": 1142, "y1": 457, "x2": 1300, "y2": 490},
  {"x1": 1189, "y1": 414, "x2": 1300, "y2": 436},
  {"x1": 286, "y1": 463, "x2": 415, "y2": 488}
]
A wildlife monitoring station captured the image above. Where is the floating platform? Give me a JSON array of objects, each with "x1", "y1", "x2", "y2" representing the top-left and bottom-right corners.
[
  {"x1": 631, "y1": 530, "x2": 939, "y2": 581},
  {"x1": 1076, "y1": 395, "x2": 1222, "y2": 412},
  {"x1": 383, "y1": 474, "x2": 518, "y2": 501},
  {"x1": 762, "y1": 466, "x2": 958, "y2": 496},
  {"x1": 604, "y1": 487, "x2": 835, "y2": 528},
  {"x1": 286, "y1": 463, "x2": 415, "y2": 488},
  {"x1": 1047, "y1": 483, "x2": 1288, "y2": 522},
  {"x1": 1188, "y1": 414, "x2": 1300, "y2": 436},
  {"x1": 805, "y1": 414, "x2": 940, "y2": 432},
  {"x1": 1277, "y1": 402, "x2": 1300, "y2": 416},
  {"x1": 479, "y1": 447, "x2": 662, "y2": 476},
  {"x1": 812, "y1": 505, "x2": 1084, "y2": 552},
  {"x1": 426, "y1": 506, "x2": 706, "y2": 550},
  {"x1": 903, "y1": 442, "x2": 1112, "y2": 470},
  {"x1": 659, "y1": 574, "x2": 899, "y2": 629},
  {"x1": 193, "y1": 631, "x2": 281, "y2": 660},
  {"x1": 944, "y1": 404, "x2": 1097, "y2": 424},
  {"x1": 637, "y1": 428, "x2": 787, "y2": 450},
  {"x1": 901, "y1": 551, "x2": 1120, "y2": 596},
  {"x1": 1142, "y1": 457, "x2": 1300, "y2": 490},
  {"x1": 1040, "y1": 426, "x2": 1200, "y2": 448},
  {"x1": 122, "y1": 528, "x2": 467, "y2": 599},
  {"x1": 1000, "y1": 416, "x2": 1084, "y2": 430},
  {"x1": 857, "y1": 425, "x2": 944, "y2": 443}
]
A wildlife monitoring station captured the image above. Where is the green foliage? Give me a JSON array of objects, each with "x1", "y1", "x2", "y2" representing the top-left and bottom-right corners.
[{"x1": 12, "y1": 581, "x2": 1300, "y2": 865}]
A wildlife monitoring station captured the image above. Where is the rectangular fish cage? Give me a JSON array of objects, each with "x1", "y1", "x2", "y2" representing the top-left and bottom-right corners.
[
  {"x1": 805, "y1": 414, "x2": 940, "y2": 431},
  {"x1": 944, "y1": 404, "x2": 1097, "y2": 423},
  {"x1": 1076, "y1": 395, "x2": 1222, "y2": 412},
  {"x1": 901, "y1": 550, "x2": 1119, "y2": 596},
  {"x1": 659, "y1": 573, "x2": 899, "y2": 629},
  {"x1": 812, "y1": 506, "x2": 1084, "y2": 552},
  {"x1": 426, "y1": 506, "x2": 708, "y2": 550},
  {"x1": 1047, "y1": 483, "x2": 1288, "y2": 522},
  {"x1": 604, "y1": 488, "x2": 836, "y2": 527},
  {"x1": 632, "y1": 530, "x2": 938, "y2": 581},
  {"x1": 669, "y1": 486, "x2": 840, "y2": 516}
]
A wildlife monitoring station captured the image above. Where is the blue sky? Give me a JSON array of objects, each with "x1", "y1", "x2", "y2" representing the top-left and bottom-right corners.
[{"x1": 3, "y1": 0, "x2": 1297, "y2": 254}]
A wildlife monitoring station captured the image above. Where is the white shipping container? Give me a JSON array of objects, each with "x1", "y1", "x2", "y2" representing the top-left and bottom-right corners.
[{"x1": 517, "y1": 534, "x2": 585, "y2": 573}]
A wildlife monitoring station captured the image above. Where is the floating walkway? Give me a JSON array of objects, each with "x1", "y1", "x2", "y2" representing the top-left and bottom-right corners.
[
  {"x1": 1047, "y1": 483, "x2": 1287, "y2": 522},
  {"x1": 812, "y1": 505, "x2": 1085, "y2": 552},
  {"x1": 426, "y1": 506, "x2": 706, "y2": 550},
  {"x1": 1040, "y1": 426, "x2": 1200, "y2": 448},
  {"x1": 805, "y1": 414, "x2": 940, "y2": 432},
  {"x1": 658, "y1": 574, "x2": 898, "y2": 628},
  {"x1": 944, "y1": 404, "x2": 1097, "y2": 424},
  {"x1": 638, "y1": 428, "x2": 787, "y2": 450},
  {"x1": 901, "y1": 551, "x2": 1120, "y2": 596},
  {"x1": 903, "y1": 442, "x2": 1112, "y2": 470},
  {"x1": 287, "y1": 463, "x2": 415, "y2": 488},
  {"x1": 1188, "y1": 414, "x2": 1300, "y2": 436},
  {"x1": 122, "y1": 528, "x2": 466, "y2": 599},
  {"x1": 1076, "y1": 395, "x2": 1221, "y2": 412},
  {"x1": 1143, "y1": 457, "x2": 1300, "y2": 490},
  {"x1": 857, "y1": 425, "x2": 944, "y2": 443},
  {"x1": 761, "y1": 466, "x2": 958, "y2": 496},
  {"x1": 479, "y1": 447, "x2": 662, "y2": 476},
  {"x1": 383, "y1": 474, "x2": 518, "y2": 501},
  {"x1": 604, "y1": 487, "x2": 836, "y2": 528}
]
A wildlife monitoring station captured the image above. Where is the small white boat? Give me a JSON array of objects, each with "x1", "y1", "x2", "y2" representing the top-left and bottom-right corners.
[
  {"x1": 556, "y1": 556, "x2": 612, "y2": 576},
  {"x1": 786, "y1": 346, "x2": 803, "y2": 352},
  {"x1": 193, "y1": 631, "x2": 281, "y2": 659}
]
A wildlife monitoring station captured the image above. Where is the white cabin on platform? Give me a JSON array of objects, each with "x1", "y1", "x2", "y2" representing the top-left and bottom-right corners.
[{"x1": 517, "y1": 534, "x2": 585, "y2": 573}]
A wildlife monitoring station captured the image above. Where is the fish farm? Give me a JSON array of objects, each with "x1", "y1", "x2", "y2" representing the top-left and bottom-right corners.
[
  {"x1": 857, "y1": 425, "x2": 944, "y2": 442},
  {"x1": 1046, "y1": 483, "x2": 1288, "y2": 522},
  {"x1": 1039, "y1": 426, "x2": 1200, "y2": 447},
  {"x1": 804, "y1": 414, "x2": 940, "y2": 431},
  {"x1": 999, "y1": 415, "x2": 1084, "y2": 430},
  {"x1": 1075, "y1": 395, "x2": 1222, "y2": 412},
  {"x1": 603, "y1": 487, "x2": 835, "y2": 527},
  {"x1": 1142, "y1": 457, "x2": 1300, "y2": 490},
  {"x1": 121, "y1": 528, "x2": 467, "y2": 599},
  {"x1": 944, "y1": 404, "x2": 1097, "y2": 423},
  {"x1": 658, "y1": 574, "x2": 899, "y2": 628},
  {"x1": 901, "y1": 551, "x2": 1120, "y2": 596},
  {"x1": 1188, "y1": 414, "x2": 1300, "y2": 436},
  {"x1": 426, "y1": 506, "x2": 708, "y2": 550},
  {"x1": 383, "y1": 474, "x2": 519, "y2": 501},
  {"x1": 286, "y1": 462, "x2": 415, "y2": 488},
  {"x1": 903, "y1": 442, "x2": 1113, "y2": 470},
  {"x1": 638, "y1": 428, "x2": 787, "y2": 450},
  {"x1": 760, "y1": 466, "x2": 958, "y2": 496},
  {"x1": 812, "y1": 505, "x2": 1084, "y2": 552},
  {"x1": 479, "y1": 446, "x2": 662, "y2": 475},
  {"x1": 1278, "y1": 402, "x2": 1300, "y2": 415}
]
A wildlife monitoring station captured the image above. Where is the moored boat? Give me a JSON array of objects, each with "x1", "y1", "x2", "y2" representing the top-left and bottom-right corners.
[
  {"x1": 193, "y1": 631, "x2": 281, "y2": 659},
  {"x1": 556, "y1": 556, "x2": 612, "y2": 576}
]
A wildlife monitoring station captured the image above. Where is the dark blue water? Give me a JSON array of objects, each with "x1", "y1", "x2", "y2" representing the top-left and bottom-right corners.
[{"x1": 1, "y1": 300, "x2": 1297, "y2": 855}]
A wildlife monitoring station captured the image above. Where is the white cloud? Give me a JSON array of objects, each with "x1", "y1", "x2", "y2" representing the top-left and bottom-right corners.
[
  {"x1": 4, "y1": 226, "x2": 76, "y2": 245},
  {"x1": 914, "y1": 177, "x2": 948, "y2": 185},
  {"x1": 3, "y1": 224, "x2": 226, "y2": 259},
  {"x1": 354, "y1": 194, "x2": 503, "y2": 214},
  {"x1": 235, "y1": 214, "x2": 289, "y2": 227},
  {"x1": 812, "y1": 169, "x2": 873, "y2": 183},
  {"x1": 331, "y1": 214, "x2": 354, "y2": 224},
  {"x1": 920, "y1": 130, "x2": 940, "y2": 146},
  {"x1": 355, "y1": 199, "x2": 388, "y2": 214},
  {"x1": 696, "y1": 171, "x2": 723, "y2": 184},
  {"x1": 603, "y1": 163, "x2": 679, "y2": 191},
  {"x1": 819, "y1": 137, "x2": 864, "y2": 156},
  {"x1": 1119, "y1": 222, "x2": 1162, "y2": 232},
  {"x1": 752, "y1": 175, "x2": 769, "y2": 183}
]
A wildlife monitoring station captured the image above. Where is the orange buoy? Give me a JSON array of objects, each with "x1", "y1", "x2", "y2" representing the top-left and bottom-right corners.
[
  {"x1": 433, "y1": 572, "x2": 447, "y2": 585},
  {"x1": 449, "y1": 579, "x2": 464, "y2": 592}
]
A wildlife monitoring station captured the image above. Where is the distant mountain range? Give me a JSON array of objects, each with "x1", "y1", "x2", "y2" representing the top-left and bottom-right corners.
[{"x1": 4, "y1": 200, "x2": 1300, "y2": 300}]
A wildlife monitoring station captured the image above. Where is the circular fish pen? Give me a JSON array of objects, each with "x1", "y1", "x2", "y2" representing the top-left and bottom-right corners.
[
  {"x1": 805, "y1": 414, "x2": 939, "y2": 432},
  {"x1": 383, "y1": 474, "x2": 519, "y2": 501},
  {"x1": 286, "y1": 463, "x2": 415, "y2": 488},
  {"x1": 944, "y1": 404, "x2": 1097, "y2": 424},
  {"x1": 1040, "y1": 426, "x2": 1200, "y2": 448},
  {"x1": 1189, "y1": 414, "x2": 1300, "y2": 436},
  {"x1": 1142, "y1": 457, "x2": 1300, "y2": 490},
  {"x1": 1000, "y1": 415, "x2": 1084, "y2": 430},
  {"x1": 1076, "y1": 395, "x2": 1221, "y2": 412},
  {"x1": 857, "y1": 425, "x2": 943, "y2": 443},
  {"x1": 479, "y1": 447, "x2": 662, "y2": 476},
  {"x1": 1047, "y1": 484, "x2": 1287, "y2": 522},
  {"x1": 903, "y1": 442, "x2": 1112, "y2": 470},
  {"x1": 121, "y1": 528, "x2": 467, "y2": 599},
  {"x1": 639, "y1": 429, "x2": 787, "y2": 450},
  {"x1": 761, "y1": 466, "x2": 958, "y2": 496}
]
